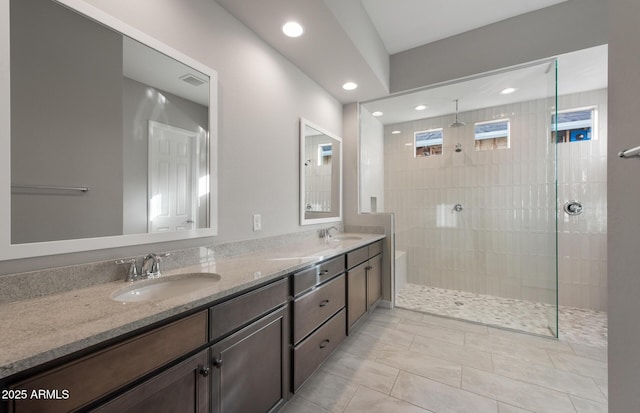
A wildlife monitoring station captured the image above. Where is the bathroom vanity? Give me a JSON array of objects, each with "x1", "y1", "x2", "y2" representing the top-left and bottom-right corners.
[{"x1": 0, "y1": 234, "x2": 385, "y2": 413}]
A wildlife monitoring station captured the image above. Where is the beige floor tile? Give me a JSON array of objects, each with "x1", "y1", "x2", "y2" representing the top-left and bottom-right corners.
[
  {"x1": 497, "y1": 402, "x2": 534, "y2": 413},
  {"x1": 281, "y1": 396, "x2": 332, "y2": 413},
  {"x1": 396, "y1": 319, "x2": 466, "y2": 346},
  {"x1": 593, "y1": 376, "x2": 608, "y2": 399},
  {"x1": 376, "y1": 348, "x2": 462, "y2": 387},
  {"x1": 411, "y1": 334, "x2": 494, "y2": 371},
  {"x1": 570, "y1": 395, "x2": 608, "y2": 413},
  {"x1": 548, "y1": 351, "x2": 608, "y2": 380},
  {"x1": 356, "y1": 322, "x2": 415, "y2": 349},
  {"x1": 421, "y1": 313, "x2": 490, "y2": 334},
  {"x1": 568, "y1": 342, "x2": 608, "y2": 362},
  {"x1": 486, "y1": 326, "x2": 573, "y2": 353},
  {"x1": 461, "y1": 366, "x2": 577, "y2": 413},
  {"x1": 296, "y1": 370, "x2": 359, "y2": 412},
  {"x1": 343, "y1": 386, "x2": 431, "y2": 413},
  {"x1": 321, "y1": 351, "x2": 400, "y2": 394},
  {"x1": 391, "y1": 370, "x2": 498, "y2": 413},
  {"x1": 464, "y1": 331, "x2": 555, "y2": 367},
  {"x1": 339, "y1": 332, "x2": 399, "y2": 360},
  {"x1": 492, "y1": 354, "x2": 607, "y2": 404}
]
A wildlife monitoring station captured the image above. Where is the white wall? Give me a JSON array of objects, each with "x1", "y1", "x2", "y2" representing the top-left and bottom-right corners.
[
  {"x1": 1, "y1": 0, "x2": 343, "y2": 274},
  {"x1": 359, "y1": 106, "x2": 385, "y2": 213},
  {"x1": 608, "y1": 0, "x2": 640, "y2": 410},
  {"x1": 390, "y1": 0, "x2": 607, "y2": 93}
]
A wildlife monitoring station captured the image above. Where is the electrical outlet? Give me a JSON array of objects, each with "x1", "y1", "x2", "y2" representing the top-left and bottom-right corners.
[{"x1": 253, "y1": 214, "x2": 262, "y2": 231}]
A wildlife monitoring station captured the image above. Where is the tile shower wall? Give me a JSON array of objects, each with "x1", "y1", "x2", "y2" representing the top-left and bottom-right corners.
[
  {"x1": 557, "y1": 89, "x2": 607, "y2": 311},
  {"x1": 384, "y1": 89, "x2": 607, "y2": 311}
]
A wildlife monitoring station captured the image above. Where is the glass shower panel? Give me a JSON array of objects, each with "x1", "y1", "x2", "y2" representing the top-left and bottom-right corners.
[{"x1": 361, "y1": 60, "x2": 559, "y2": 337}]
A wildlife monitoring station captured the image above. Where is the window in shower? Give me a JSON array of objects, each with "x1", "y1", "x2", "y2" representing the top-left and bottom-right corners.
[
  {"x1": 474, "y1": 119, "x2": 510, "y2": 151},
  {"x1": 414, "y1": 128, "x2": 443, "y2": 157},
  {"x1": 552, "y1": 107, "x2": 595, "y2": 143}
]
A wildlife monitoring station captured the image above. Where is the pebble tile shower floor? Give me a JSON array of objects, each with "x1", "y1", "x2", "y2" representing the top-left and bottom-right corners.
[
  {"x1": 395, "y1": 284, "x2": 608, "y2": 347},
  {"x1": 283, "y1": 306, "x2": 608, "y2": 413}
]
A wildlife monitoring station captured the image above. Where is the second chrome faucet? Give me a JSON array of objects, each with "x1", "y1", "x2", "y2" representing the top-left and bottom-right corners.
[{"x1": 116, "y1": 252, "x2": 170, "y2": 282}]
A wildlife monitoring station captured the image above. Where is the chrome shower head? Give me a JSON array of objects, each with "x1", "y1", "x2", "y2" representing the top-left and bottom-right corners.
[{"x1": 449, "y1": 99, "x2": 466, "y2": 128}]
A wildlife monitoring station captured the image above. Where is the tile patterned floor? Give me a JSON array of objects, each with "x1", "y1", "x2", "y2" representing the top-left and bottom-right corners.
[
  {"x1": 282, "y1": 307, "x2": 608, "y2": 413},
  {"x1": 395, "y1": 284, "x2": 608, "y2": 348}
]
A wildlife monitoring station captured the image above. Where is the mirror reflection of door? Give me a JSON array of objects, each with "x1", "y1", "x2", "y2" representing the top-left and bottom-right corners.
[{"x1": 148, "y1": 121, "x2": 198, "y2": 232}]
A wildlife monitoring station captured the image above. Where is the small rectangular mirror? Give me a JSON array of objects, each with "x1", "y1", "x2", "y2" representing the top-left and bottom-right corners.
[{"x1": 300, "y1": 118, "x2": 342, "y2": 225}]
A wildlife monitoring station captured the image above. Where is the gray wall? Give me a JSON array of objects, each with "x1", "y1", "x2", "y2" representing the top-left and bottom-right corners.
[
  {"x1": 10, "y1": 0, "x2": 123, "y2": 243},
  {"x1": 1, "y1": 0, "x2": 342, "y2": 274},
  {"x1": 122, "y1": 77, "x2": 209, "y2": 235},
  {"x1": 390, "y1": 0, "x2": 607, "y2": 93},
  {"x1": 608, "y1": 0, "x2": 640, "y2": 410}
]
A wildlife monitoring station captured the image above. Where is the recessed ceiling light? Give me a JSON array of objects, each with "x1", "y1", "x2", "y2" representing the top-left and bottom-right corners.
[
  {"x1": 372, "y1": 111, "x2": 383, "y2": 117},
  {"x1": 415, "y1": 105, "x2": 427, "y2": 111},
  {"x1": 342, "y1": 82, "x2": 358, "y2": 91},
  {"x1": 391, "y1": 130, "x2": 401, "y2": 134},
  {"x1": 282, "y1": 21, "x2": 304, "y2": 38},
  {"x1": 500, "y1": 87, "x2": 516, "y2": 95}
]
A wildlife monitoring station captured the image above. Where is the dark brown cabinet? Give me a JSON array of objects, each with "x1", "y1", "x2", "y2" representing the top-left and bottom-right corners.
[
  {"x1": 366, "y1": 253, "x2": 382, "y2": 309},
  {"x1": 8, "y1": 311, "x2": 208, "y2": 413},
  {"x1": 90, "y1": 350, "x2": 209, "y2": 413},
  {"x1": 347, "y1": 240, "x2": 383, "y2": 332},
  {"x1": 347, "y1": 261, "x2": 367, "y2": 329},
  {"x1": 209, "y1": 306, "x2": 289, "y2": 413}
]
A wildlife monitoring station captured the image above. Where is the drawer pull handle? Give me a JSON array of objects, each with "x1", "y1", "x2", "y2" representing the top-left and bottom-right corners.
[
  {"x1": 319, "y1": 269, "x2": 329, "y2": 275},
  {"x1": 365, "y1": 266, "x2": 373, "y2": 271},
  {"x1": 319, "y1": 299, "x2": 330, "y2": 307},
  {"x1": 319, "y1": 339, "x2": 330, "y2": 349},
  {"x1": 212, "y1": 358, "x2": 223, "y2": 368},
  {"x1": 199, "y1": 366, "x2": 210, "y2": 377}
]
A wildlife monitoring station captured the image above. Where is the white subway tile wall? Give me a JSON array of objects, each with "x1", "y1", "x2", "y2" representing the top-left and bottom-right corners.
[{"x1": 384, "y1": 89, "x2": 607, "y2": 312}]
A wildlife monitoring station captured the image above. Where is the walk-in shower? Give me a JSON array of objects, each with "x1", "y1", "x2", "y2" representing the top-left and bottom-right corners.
[{"x1": 359, "y1": 45, "x2": 608, "y2": 338}]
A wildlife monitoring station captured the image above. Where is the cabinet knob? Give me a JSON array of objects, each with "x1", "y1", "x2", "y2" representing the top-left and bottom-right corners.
[
  {"x1": 319, "y1": 269, "x2": 329, "y2": 275},
  {"x1": 319, "y1": 299, "x2": 330, "y2": 307},
  {"x1": 212, "y1": 358, "x2": 223, "y2": 368},
  {"x1": 319, "y1": 339, "x2": 330, "y2": 349},
  {"x1": 199, "y1": 366, "x2": 210, "y2": 377}
]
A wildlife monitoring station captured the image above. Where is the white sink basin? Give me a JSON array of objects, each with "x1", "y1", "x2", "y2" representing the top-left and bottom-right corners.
[
  {"x1": 111, "y1": 273, "x2": 221, "y2": 302},
  {"x1": 330, "y1": 235, "x2": 362, "y2": 241}
]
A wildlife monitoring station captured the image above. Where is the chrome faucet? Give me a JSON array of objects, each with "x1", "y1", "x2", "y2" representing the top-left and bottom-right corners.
[
  {"x1": 116, "y1": 252, "x2": 170, "y2": 282},
  {"x1": 320, "y1": 226, "x2": 339, "y2": 241},
  {"x1": 115, "y1": 258, "x2": 139, "y2": 282},
  {"x1": 141, "y1": 252, "x2": 170, "y2": 278}
]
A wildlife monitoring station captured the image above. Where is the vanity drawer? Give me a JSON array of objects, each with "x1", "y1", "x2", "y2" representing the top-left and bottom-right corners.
[
  {"x1": 293, "y1": 309, "x2": 346, "y2": 391},
  {"x1": 293, "y1": 255, "x2": 345, "y2": 296},
  {"x1": 346, "y1": 246, "x2": 369, "y2": 269},
  {"x1": 9, "y1": 310, "x2": 207, "y2": 413},
  {"x1": 209, "y1": 277, "x2": 288, "y2": 341},
  {"x1": 293, "y1": 274, "x2": 345, "y2": 344},
  {"x1": 369, "y1": 240, "x2": 383, "y2": 257}
]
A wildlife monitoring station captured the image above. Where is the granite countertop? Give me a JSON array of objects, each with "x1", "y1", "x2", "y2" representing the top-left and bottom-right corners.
[{"x1": 0, "y1": 233, "x2": 384, "y2": 380}]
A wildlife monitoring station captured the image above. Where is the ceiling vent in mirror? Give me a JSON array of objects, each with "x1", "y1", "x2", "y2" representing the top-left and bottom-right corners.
[{"x1": 179, "y1": 73, "x2": 206, "y2": 86}]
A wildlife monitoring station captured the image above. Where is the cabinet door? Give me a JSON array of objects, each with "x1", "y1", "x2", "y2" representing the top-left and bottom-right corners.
[
  {"x1": 90, "y1": 350, "x2": 209, "y2": 413},
  {"x1": 210, "y1": 306, "x2": 288, "y2": 413},
  {"x1": 367, "y1": 254, "x2": 382, "y2": 309},
  {"x1": 347, "y1": 261, "x2": 367, "y2": 331}
]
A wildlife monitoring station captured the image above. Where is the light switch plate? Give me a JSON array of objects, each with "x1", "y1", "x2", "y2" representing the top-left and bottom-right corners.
[{"x1": 253, "y1": 214, "x2": 262, "y2": 231}]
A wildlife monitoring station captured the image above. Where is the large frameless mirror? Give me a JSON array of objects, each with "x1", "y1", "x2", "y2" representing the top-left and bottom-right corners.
[{"x1": 0, "y1": 0, "x2": 218, "y2": 259}]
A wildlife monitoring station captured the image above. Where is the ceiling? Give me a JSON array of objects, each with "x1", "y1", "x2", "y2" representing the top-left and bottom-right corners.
[
  {"x1": 215, "y1": 0, "x2": 604, "y2": 106},
  {"x1": 360, "y1": 0, "x2": 569, "y2": 54},
  {"x1": 362, "y1": 44, "x2": 608, "y2": 125}
]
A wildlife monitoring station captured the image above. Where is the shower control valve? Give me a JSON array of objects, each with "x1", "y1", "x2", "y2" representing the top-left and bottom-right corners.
[
  {"x1": 563, "y1": 200, "x2": 583, "y2": 216},
  {"x1": 453, "y1": 203, "x2": 464, "y2": 212}
]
